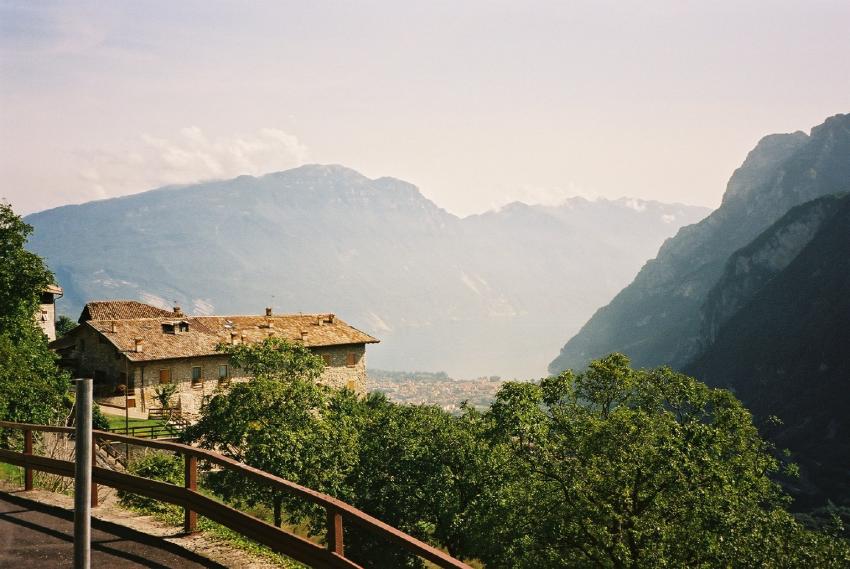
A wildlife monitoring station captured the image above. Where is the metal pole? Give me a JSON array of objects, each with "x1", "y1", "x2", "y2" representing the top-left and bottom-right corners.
[{"x1": 74, "y1": 378, "x2": 92, "y2": 569}]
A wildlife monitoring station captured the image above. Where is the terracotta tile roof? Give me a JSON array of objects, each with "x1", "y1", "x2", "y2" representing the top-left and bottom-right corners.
[
  {"x1": 79, "y1": 300, "x2": 175, "y2": 323},
  {"x1": 43, "y1": 284, "x2": 63, "y2": 296},
  {"x1": 75, "y1": 306, "x2": 379, "y2": 363}
]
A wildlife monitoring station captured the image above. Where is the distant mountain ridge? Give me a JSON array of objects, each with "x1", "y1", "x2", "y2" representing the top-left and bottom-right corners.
[
  {"x1": 24, "y1": 164, "x2": 708, "y2": 378},
  {"x1": 549, "y1": 113, "x2": 850, "y2": 374}
]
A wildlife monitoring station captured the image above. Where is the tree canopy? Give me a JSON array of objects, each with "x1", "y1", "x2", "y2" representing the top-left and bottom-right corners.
[
  {"x1": 186, "y1": 342, "x2": 850, "y2": 567},
  {"x1": 217, "y1": 336, "x2": 325, "y2": 383},
  {"x1": 470, "y1": 354, "x2": 850, "y2": 567},
  {"x1": 0, "y1": 203, "x2": 69, "y2": 428}
]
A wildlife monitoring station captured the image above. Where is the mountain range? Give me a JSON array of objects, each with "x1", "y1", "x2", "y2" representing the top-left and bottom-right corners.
[{"x1": 24, "y1": 166, "x2": 708, "y2": 379}]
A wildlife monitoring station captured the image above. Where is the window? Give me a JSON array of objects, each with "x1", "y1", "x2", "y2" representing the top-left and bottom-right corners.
[
  {"x1": 322, "y1": 354, "x2": 332, "y2": 365},
  {"x1": 218, "y1": 365, "x2": 228, "y2": 380},
  {"x1": 159, "y1": 369, "x2": 171, "y2": 384},
  {"x1": 191, "y1": 366, "x2": 202, "y2": 386},
  {"x1": 179, "y1": 322, "x2": 190, "y2": 333},
  {"x1": 346, "y1": 353, "x2": 357, "y2": 368}
]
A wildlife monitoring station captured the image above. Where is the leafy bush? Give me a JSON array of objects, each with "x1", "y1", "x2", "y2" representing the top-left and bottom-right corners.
[
  {"x1": 118, "y1": 452, "x2": 183, "y2": 513},
  {"x1": 91, "y1": 404, "x2": 110, "y2": 432}
]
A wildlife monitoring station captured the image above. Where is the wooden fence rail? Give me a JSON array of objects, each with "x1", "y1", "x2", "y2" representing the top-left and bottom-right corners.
[
  {"x1": 106, "y1": 423, "x2": 183, "y2": 440},
  {"x1": 0, "y1": 420, "x2": 471, "y2": 569}
]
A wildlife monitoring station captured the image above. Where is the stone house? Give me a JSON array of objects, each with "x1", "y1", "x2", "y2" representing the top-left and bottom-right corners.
[{"x1": 50, "y1": 300, "x2": 379, "y2": 416}]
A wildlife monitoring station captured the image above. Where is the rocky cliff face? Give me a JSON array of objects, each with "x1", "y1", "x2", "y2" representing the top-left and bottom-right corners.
[
  {"x1": 698, "y1": 196, "x2": 842, "y2": 346},
  {"x1": 24, "y1": 164, "x2": 707, "y2": 379},
  {"x1": 549, "y1": 113, "x2": 850, "y2": 374},
  {"x1": 687, "y1": 194, "x2": 850, "y2": 508}
]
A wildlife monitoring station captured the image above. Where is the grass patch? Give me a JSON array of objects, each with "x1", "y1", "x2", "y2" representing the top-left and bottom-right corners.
[
  {"x1": 105, "y1": 416, "x2": 166, "y2": 430},
  {"x1": 0, "y1": 462, "x2": 22, "y2": 485}
]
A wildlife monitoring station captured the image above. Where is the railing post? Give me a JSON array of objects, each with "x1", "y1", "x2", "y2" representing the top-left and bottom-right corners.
[
  {"x1": 23, "y1": 429, "x2": 33, "y2": 491},
  {"x1": 184, "y1": 453, "x2": 197, "y2": 534},
  {"x1": 90, "y1": 435, "x2": 98, "y2": 508},
  {"x1": 326, "y1": 507, "x2": 344, "y2": 556}
]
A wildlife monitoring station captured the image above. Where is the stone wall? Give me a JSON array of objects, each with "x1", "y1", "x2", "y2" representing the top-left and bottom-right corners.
[
  {"x1": 36, "y1": 301, "x2": 56, "y2": 341},
  {"x1": 72, "y1": 326, "x2": 128, "y2": 385},
  {"x1": 313, "y1": 344, "x2": 367, "y2": 392},
  {"x1": 129, "y1": 355, "x2": 241, "y2": 416}
]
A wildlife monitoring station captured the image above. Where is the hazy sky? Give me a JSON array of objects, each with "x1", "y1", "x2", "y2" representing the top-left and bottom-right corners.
[{"x1": 2, "y1": 1, "x2": 849, "y2": 216}]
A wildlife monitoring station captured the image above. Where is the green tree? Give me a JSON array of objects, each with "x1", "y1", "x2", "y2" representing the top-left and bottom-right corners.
[
  {"x1": 186, "y1": 377, "x2": 358, "y2": 528},
  {"x1": 186, "y1": 338, "x2": 349, "y2": 528},
  {"x1": 335, "y1": 394, "x2": 496, "y2": 568},
  {"x1": 217, "y1": 336, "x2": 324, "y2": 383},
  {"x1": 55, "y1": 315, "x2": 76, "y2": 337},
  {"x1": 469, "y1": 354, "x2": 850, "y2": 567},
  {"x1": 0, "y1": 203, "x2": 69, "y2": 432},
  {"x1": 0, "y1": 202, "x2": 52, "y2": 334}
]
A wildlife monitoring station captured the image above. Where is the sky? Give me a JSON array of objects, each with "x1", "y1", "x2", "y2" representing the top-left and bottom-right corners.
[{"x1": 1, "y1": 1, "x2": 849, "y2": 217}]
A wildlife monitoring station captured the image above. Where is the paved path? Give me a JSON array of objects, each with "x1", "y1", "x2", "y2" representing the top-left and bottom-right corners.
[{"x1": 0, "y1": 490, "x2": 224, "y2": 568}]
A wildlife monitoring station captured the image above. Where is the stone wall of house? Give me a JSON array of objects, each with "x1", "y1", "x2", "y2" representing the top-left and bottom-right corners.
[
  {"x1": 313, "y1": 344, "x2": 367, "y2": 392},
  {"x1": 76, "y1": 338, "x2": 368, "y2": 419},
  {"x1": 129, "y1": 355, "x2": 244, "y2": 416},
  {"x1": 129, "y1": 345, "x2": 367, "y2": 418},
  {"x1": 72, "y1": 326, "x2": 128, "y2": 385},
  {"x1": 36, "y1": 301, "x2": 56, "y2": 341}
]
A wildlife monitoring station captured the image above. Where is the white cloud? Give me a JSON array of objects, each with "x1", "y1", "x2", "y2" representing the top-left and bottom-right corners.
[{"x1": 77, "y1": 127, "x2": 308, "y2": 200}]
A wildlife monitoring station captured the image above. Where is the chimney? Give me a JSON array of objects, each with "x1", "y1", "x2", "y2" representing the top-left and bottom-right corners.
[
  {"x1": 265, "y1": 307, "x2": 273, "y2": 317},
  {"x1": 300, "y1": 330, "x2": 308, "y2": 341},
  {"x1": 134, "y1": 338, "x2": 144, "y2": 353},
  {"x1": 173, "y1": 306, "x2": 183, "y2": 317},
  {"x1": 230, "y1": 331, "x2": 238, "y2": 345},
  {"x1": 110, "y1": 321, "x2": 116, "y2": 333},
  {"x1": 327, "y1": 314, "x2": 335, "y2": 324},
  {"x1": 316, "y1": 315, "x2": 323, "y2": 326}
]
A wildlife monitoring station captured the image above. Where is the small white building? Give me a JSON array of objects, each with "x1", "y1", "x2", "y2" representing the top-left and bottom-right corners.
[{"x1": 36, "y1": 284, "x2": 63, "y2": 341}]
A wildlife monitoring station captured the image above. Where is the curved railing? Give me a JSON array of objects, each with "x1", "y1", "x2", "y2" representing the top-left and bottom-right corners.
[{"x1": 0, "y1": 420, "x2": 471, "y2": 569}]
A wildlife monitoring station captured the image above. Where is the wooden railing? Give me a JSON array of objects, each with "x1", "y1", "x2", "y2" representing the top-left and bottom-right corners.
[
  {"x1": 0, "y1": 421, "x2": 471, "y2": 569},
  {"x1": 106, "y1": 423, "x2": 183, "y2": 440}
]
